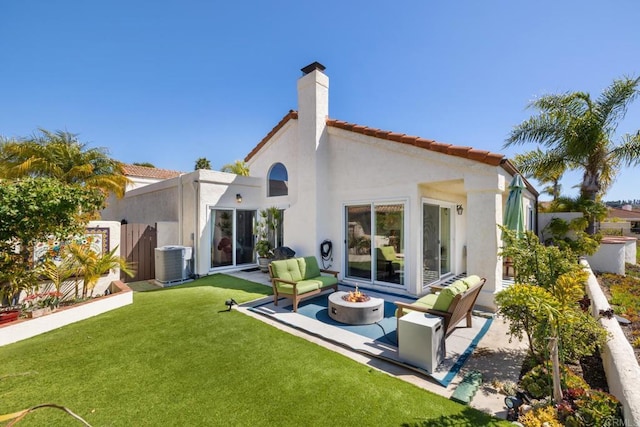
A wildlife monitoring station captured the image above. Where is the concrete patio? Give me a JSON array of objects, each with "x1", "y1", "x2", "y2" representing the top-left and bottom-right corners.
[{"x1": 231, "y1": 269, "x2": 527, "y2": 419}]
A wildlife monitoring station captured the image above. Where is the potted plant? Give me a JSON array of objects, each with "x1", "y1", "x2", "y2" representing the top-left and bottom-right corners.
[
  {"x1": 22, "y1": 291, "x2": 62, "y2": 318},
  {"x1": 255, "y1": 239, "x2": 272, "y2": 273},
  {"x1": 255, "y1": 209, "x2": 275, "y2": 273}
]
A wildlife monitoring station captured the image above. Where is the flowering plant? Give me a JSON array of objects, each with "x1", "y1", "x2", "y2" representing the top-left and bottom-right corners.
[{"x1": 22, "y1": 291, "x2": 62, "y2": 311}]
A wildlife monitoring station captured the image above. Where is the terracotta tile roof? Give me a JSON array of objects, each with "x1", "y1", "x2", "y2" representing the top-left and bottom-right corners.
[
  {"x1": 326, "y1": 118, "x2": 505, "y2": 166},
  {"x1": 244, "y1": 110, "x2": 298, "y2": 162},
  {"x1": 244, "y1": 110, "x2": 504, "y2": 167},
  {"x1": 607, "y1": 207, "x2": 640, "y2": 220},
  {"x1": 242, "y1": 111, "x2": 539, "y2": 196},
  {"x1": 122, "y1": 164, "x2": 182, "y2": 180}
]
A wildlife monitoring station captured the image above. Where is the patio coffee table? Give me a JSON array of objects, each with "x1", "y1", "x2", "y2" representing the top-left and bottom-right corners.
[{"x1": 328, "y1": 291, "x2": 384, "y2": 325}]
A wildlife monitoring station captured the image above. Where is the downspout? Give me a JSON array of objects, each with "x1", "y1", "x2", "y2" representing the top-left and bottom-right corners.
[
  {"x1": 178, "y1": 174, "x2": 183, "y2": 244},
  {"x1": 193, "y1": 179, "x2": 200, "y2": 278}
]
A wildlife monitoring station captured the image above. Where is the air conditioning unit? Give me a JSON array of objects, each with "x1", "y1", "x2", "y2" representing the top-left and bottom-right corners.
[{"x1": 155, "y1": 246, "x2": 192, "y2": 285}]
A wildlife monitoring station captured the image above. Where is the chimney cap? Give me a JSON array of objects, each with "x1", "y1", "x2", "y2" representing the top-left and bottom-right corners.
[{"x1": 301, "y1": 61, "x2": 326, "y2": 75}]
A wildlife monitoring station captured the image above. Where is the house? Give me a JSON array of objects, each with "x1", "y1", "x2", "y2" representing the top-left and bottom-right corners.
[
  {"x1": 602, "y1": 205, "x2": 640, "y2": 235},
  {"x1": 101, "y1": 62, "x2": 538, "y2": 311}
]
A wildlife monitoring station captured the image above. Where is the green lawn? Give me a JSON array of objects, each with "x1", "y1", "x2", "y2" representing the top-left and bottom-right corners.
[{"x1": 0, "y1": 275, "x2": 508, "y2": 426}]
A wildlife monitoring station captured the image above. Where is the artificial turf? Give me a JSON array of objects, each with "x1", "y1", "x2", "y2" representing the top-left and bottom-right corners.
[{"x1": 0, "y1": 274, "x2": 508, "y2": 426}]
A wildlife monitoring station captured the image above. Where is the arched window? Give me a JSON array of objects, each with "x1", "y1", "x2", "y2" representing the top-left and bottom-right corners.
[{"x1": 268, "y1": 163, "x2": 288, "y2": 197}]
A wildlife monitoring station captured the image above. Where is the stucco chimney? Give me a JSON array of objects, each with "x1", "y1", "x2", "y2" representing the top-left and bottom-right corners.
[
  {"x1": 297, "y1": 61, "x2": 329, "y2": 150},
  {"x1": 295, "y1": 62, "x2": 329, "y2": 257}
]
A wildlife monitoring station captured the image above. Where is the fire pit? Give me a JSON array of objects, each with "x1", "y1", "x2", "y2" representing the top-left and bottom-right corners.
[{"x1": 328, "y1": 289, "x2": 384, "y2": 325}]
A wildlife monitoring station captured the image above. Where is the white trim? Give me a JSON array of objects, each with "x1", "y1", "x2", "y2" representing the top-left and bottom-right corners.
[
  {"x1": 207, "y1": 206, "x2": 258, "y2": 272},
  {"x1": 421, "y1": 197, "x2": 458, "y2": 291},
  {"x1": 342, "y1": 198, "x2": 409, "y2": 291}
]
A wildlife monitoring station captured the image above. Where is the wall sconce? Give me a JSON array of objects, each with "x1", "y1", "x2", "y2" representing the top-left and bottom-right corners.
[
  {"x1": 236, "y1": 193, "x2": 242, "y2": 203},
  {"x1": 456, "y1": 204, "x2": 464, "y2": 215}
]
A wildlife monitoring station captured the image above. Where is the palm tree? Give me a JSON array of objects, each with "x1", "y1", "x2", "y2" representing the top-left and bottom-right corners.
[
  {"x1": 194, "y1": 157, "x2": 212, "y2": 170},
  {"x1": 67, "y1": 243, "x2": 134, "y2": 298},
  {"x1": 220, "y1": 160, "x2": 250, "y2": 176},
  {"x1": 513, "y1": 149, "x2": 568, "y2": 201},
  {"x1": 0, "y1": 129, "x2": 129, "y2": 197},
  {"x1": 505, "y1": 76, "x2": 640, "y2": 233}
]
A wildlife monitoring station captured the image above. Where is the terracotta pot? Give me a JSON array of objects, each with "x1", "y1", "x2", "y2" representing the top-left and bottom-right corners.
[
  {"x1": 26, "y1": 307, "x2": 52, "y2": 319},
  {"x1": 0, "y1": 310, "x2": 20, "y2": 324}
]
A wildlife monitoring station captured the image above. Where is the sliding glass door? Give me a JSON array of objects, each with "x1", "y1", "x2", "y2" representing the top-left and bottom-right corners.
[
  {"x1": 345, "y1": 202, "x2": 405, "y2": 287},
  {"x1": 210, "y1": 209, "x2": 256, "y2": 269},
  {"x1": 423, "y1": 202, "x2": 452, "y2": 287}
]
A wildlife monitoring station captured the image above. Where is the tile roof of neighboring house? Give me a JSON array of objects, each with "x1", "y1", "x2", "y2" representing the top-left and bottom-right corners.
[
  {"x1": 607, "y1": 207, "x2": 640, "y2": 220},
  {"x1": 122, "y1": 164, "x2": 182, "y2": 180},
  {"x1": 244, "y1": 110, "x2": 538, "y2": 196}
]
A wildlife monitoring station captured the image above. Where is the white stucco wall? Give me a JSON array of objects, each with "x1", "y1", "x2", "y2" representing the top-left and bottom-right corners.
[
  {"x1": 192, "y1": 170, "x2": 264, "y2": 277},
  {"x1": 156, "y1": 221, "x2": 179, "y2": 247},
  {"x1": 585, "y1": 243, "x2": 626, "y2": 275},
  {"x1": 102, "y1": 177, "x2": 180, "y2": 225},
  {"x1": 583, "y1": 259, "x2": 640, "y2": 426},
  {"x1": 538, "y1": 212, "x2": 583, "y2": 242}
]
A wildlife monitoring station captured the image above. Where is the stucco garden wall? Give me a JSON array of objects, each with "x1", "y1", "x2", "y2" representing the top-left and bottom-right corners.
[
  {"x1": 584, "y1": 236, "x2": 637, "y2": 275},
  {"x1": 582, "y1": 259, "x2": 640, "y2": 426}
]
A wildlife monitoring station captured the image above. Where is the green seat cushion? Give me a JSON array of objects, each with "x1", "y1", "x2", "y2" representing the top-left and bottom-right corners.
[
  {"x1": 463, "y1": 275, "x2": 482, "y2": 288},
  {"x1": 271, "y1": 259, "x2": 303, "y2": 282},
  {"x1": 398, "y1": 294, "x2": 437, "y2": 317},
  {"x1": 432, "y1": 286, "x2": 459, "y2": 311},
  {"x1": 313, "y1": 275, "x2": 338, "y2": 288},
  {"x1": 415, "y1": 293, "x2": 438, "y2": 308},
  {"x1": 276, "y1": 280, "x2": 320, "y2": 295},
  {"x1": 378, "y1": 246, "x2": 397, "y2": 261},
  {"x1": 299, "y1": 256, "x2": 321, "y2": 280}
]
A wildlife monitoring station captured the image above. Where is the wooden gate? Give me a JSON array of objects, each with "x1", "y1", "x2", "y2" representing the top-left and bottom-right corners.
[{"x1": 120, "y1": 223, "x2": 157, "y2": 282}]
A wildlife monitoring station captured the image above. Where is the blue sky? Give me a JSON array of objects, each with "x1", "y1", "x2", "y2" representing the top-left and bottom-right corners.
[{"x1": 1, "y1": 1, "x2": 639, "y2": 201}]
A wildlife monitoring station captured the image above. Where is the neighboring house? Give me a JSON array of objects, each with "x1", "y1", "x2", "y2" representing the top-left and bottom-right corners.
[
  {"x1": 101, "y1": 62, "x2": 538, "y2": 311},
  {"x1": 121, "y1": 164, "x2": 182, "y2": 191},
  {"x1": 602, "y1": 205, "x2": 640, "y2": 235}
]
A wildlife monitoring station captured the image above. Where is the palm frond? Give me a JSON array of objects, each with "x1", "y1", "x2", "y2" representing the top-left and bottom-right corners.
[
  {"x1": 610, "y1": 131, "x2": 640, "y2": 167},
  {"x1": 595, "y1": 76, "x2": 640, "y2": 129}
]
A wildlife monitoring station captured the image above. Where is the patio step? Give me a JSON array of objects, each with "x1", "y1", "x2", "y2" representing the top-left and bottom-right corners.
[{"x1": 450, "y1": 370, "x2": 482, "y2": 405}]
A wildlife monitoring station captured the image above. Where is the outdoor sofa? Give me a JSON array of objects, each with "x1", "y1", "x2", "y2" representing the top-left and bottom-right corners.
[
  {"x1": 394, "y1": 275, "x2": 486, "y2": 337},
  {"x1": 268, "y1": 256, "x2": 339, "y2": 312}
]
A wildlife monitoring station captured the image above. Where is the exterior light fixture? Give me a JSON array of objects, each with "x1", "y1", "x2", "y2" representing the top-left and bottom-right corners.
[
  {"x1": 456, "y1": 205, "x2": 464, "y2": 215},
  {"x1": 236, "y1": 194, "x2": 242, "y2": 203}
]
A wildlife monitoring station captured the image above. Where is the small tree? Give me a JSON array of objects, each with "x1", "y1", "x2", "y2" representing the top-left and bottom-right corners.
[
  {"x1": 221, "y1": 160, "x2": 249, "y2": 176},
  {"x1": 67, "y1": 243, "x2": 134, "y2": 297},
  {"x1": 0, "y1": 178, "x2": 104, "y2": 303},
  {"x1": 194, "y1": 157, "x2": 211, "y2": 170}
]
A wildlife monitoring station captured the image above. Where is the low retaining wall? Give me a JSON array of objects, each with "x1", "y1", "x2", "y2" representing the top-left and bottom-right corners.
[
  {"x1": 0, "y1": 281, "x2": 133, "y2": 347},
  {"x1": 584, "y1": 236, "x2": 637, "y2": 275},
  {"x1": 582, "y1": 259, "x2": 640, "y2": 426}
]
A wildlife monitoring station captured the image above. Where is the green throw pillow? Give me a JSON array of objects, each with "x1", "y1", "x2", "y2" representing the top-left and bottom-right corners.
[
  {"x1": 463, "y1": 275, "x2": 482, "y2": 288},
  {"x1": 449, "y1": 280, "x2": 468, "y2": 293},
  {"x1": 432, "y1": 287, "x2": 456, "y2": 311}
]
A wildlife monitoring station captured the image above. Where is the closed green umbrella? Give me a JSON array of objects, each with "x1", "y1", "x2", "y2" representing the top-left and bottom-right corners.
[{"x1": 504, "y1": 174, "x2": 525, "y2": 235}]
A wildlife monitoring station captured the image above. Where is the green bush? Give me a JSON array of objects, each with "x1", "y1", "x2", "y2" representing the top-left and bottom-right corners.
[
  {"x1": 558, "y1": 388, "x2": 623, "y2": 427},
  {"x1": 520, "y1": 363, "x2": 588, "y2": 400}
]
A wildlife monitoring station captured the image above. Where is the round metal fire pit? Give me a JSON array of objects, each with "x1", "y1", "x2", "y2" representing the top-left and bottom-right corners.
[{"x1": 328, "y1": 291, "x2": 384, "y2": 325}]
